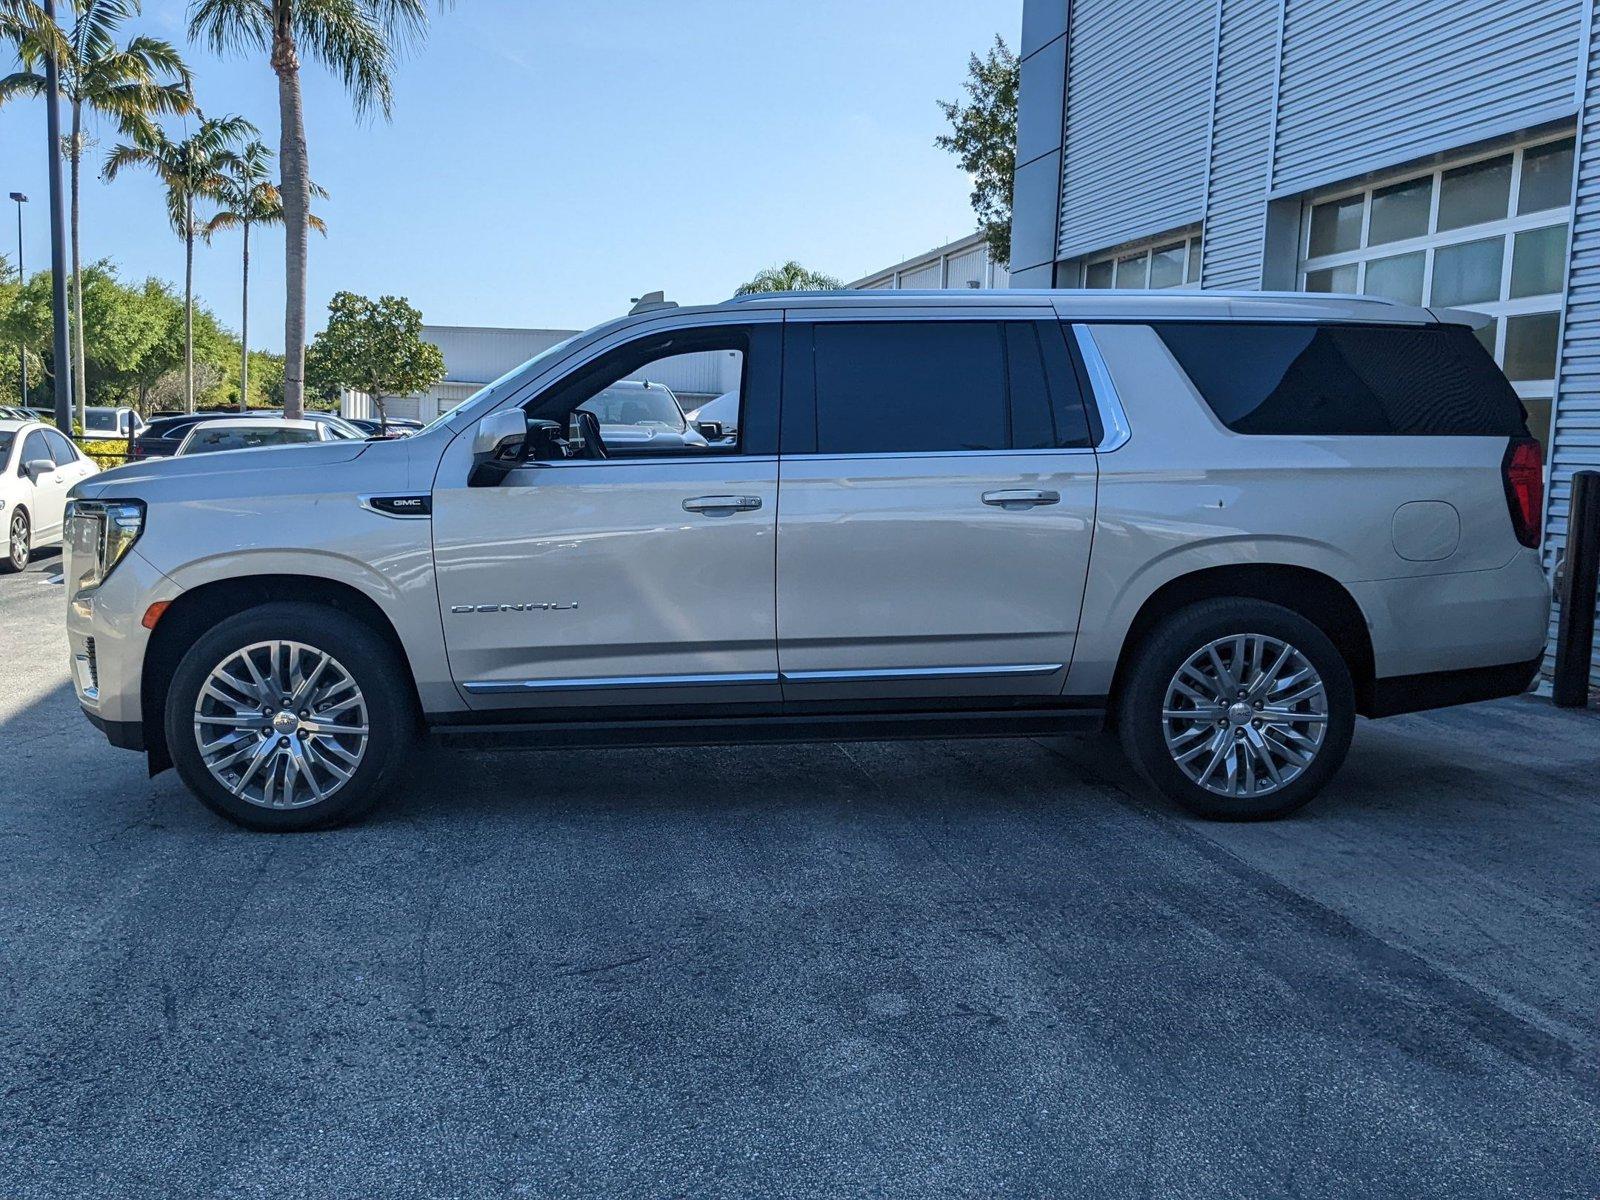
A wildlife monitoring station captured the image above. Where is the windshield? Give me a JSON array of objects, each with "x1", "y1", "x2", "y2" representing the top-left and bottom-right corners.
[
  {"x1": 578, "y1": 384, "x2": 685, "y2": 432},
  {"x1": 0, "y1": 432, "x2": 13, "y2": 462},
  {"x1": 421, "y1": 333, "x2": 585, "y2": 433},
  {"x1": 84, "y1": 409, "x2": 120, "y2": 433},
  {"x1": 183, "y1": 427, "x2": 321, "y2": 454}
]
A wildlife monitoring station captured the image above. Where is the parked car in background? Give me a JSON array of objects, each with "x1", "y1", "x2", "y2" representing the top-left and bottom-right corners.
[
  {"x1": 174, "y1": 418, "x2": 340, "y2": 456},
  {"x1": 0, "y1": 405, "x2": 33, "y2": 421},
  {"x1": 82, "y1": 406, "x2": 146, "y2": 440},
  {"x1": 1, "y1": 418, "x2": 99, "y2": 571},
  {"x1": 131, "y1": 410, "x2": 367, "y2": 459},
  {"x1": 685, "y1": 389, "x2": 739, "y2": 446},
  {"x1": 576, "y1": 379, "x2": 709, "y2": 452},
  {"x1": 63, "y1": 290, "x2": 1550, "y2": 831},
  {"x1": 345, "y1": 416, "x2": 423, "y2": 438}
]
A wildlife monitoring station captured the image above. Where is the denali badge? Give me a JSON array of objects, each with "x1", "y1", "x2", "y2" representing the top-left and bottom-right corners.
[{"x1": 452, "y1": 602, "x2": 579, "y2": 614}]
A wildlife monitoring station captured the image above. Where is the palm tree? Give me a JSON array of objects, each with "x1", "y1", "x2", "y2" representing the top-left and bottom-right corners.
[
  {"x1": 104, "y1": 113, "x2": 254, "y2": 411},
  {"x1": 189, "y1": 0, "x2": 440, "y2": 420},
  {"x1": 1, "y1": 0, "x2": 192, "y2": 427},
  {"x1": 735, "y1": 261, "x2": 844, "y2": 295},
  {"x1": 203, "y1": 138, "x2": 325, "y2": 411}
]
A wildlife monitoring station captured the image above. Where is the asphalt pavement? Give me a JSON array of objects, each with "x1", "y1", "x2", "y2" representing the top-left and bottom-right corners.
[{"x1": 2, "y1": 546, "x2": 1597, "y2": 1198}]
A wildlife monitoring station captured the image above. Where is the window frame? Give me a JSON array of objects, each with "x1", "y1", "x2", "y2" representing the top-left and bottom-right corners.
[
  {"x1": 1082, "y1": 228, "x2": 1205, "y2": 291},
  {"x1": 1297, "y1": 130, "x2": 1574, "y2": 450},
  {"x1": 520, "y1": 322, "x2": 780, "y2": 461}
]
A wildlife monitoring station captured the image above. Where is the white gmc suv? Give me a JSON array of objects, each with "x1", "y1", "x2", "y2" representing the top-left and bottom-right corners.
[{"x1": 63, "y1": 291, "x2": 1551, "y2": 830}]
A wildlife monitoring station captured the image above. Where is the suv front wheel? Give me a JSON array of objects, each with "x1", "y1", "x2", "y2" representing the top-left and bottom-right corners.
[
  {"x1": 1117, "y1": 598, "x2": 1355, "y2": 820},
  {"x1": 165, "y1": 602, "x2": 414, "y2": 831}
]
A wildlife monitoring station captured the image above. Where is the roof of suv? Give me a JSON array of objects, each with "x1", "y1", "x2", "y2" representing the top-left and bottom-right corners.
[{"x1": 720, "y1": 288, "x2": 1465, "y2": 327}]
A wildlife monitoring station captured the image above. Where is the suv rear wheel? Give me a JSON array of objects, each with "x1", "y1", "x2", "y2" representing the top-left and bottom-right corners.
[
  {"x1": 1117, "y1": 598, "x2": 1355, "y2": 820},
  {"x1": 165, "y1": 602, "x2": 413, "y2": 831}
]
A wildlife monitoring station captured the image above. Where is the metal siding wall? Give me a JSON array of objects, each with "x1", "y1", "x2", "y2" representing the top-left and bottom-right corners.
[
  {"x1": 946, "y1": 246, "x2": 988, "y2": 288},
  {"x1": 1200, "y1": 0, "x2": 1281, "y2": 288},
  {"x1": 1057, "y1": 0, "x2": 1216, "y2": 260},
  {"x1": 1548, "y1": 1, "x2": 1600, "y2": 687},
  {"x1": 423, "y1": 326, "x2": 578, "y2": 385},
  {"x1": 1273, "y1": 0, "x2": 1583, "y2": 195},
  {"x1": 627, "y1": 350, "x2": 741, "y2": 399}
]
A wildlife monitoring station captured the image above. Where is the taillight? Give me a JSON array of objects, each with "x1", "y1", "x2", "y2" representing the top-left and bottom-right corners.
[{"x1": 1501, "y1": 437, "x2": 1543, "y2": 548}]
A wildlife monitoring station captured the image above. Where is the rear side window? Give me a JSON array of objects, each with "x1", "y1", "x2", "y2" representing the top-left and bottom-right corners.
[
  {"x1": 808, "y1": 320, "x2": 1093, "y2": 454},
  {"x1": 1154, "y1": 322, "x2": 1528, "y2": 436},
  {"x1": 43, "y1": 429, "x2": 78, "y2": 464}
]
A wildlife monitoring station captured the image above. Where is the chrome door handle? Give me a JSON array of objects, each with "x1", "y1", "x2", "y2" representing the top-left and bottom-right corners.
[
  {"x1": 683, "y1": 495, "x2": 762, "y2": 513},
  {"x1": 982, "y1": 489, "x2": 1060, "y2": 509}
]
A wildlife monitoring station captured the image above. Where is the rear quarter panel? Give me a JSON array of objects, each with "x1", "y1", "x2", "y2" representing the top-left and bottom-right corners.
[{"x1": 1068, "y1": 322, "x2": 1539, "y2": 696}]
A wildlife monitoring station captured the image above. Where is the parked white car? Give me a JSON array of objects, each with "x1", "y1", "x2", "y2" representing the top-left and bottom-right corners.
[
  {"x1": 63, "y1": 290, "x2": 1550, "y2": 830},
  {"x1": 576, "y1": 379, "x2": 709, "y2": 451},
  {"x1": 685, "y1": 389, "x2": 740, "y2": 445},
  {"x1": 82, "y1": 406, "x2": 146, "y2": 440},
  {"x1": 1, "y1": 419, "x2": 99, "y2": 571},
  {"x1": 174, "y1": 418, "x2": 340, "y2": 456}
]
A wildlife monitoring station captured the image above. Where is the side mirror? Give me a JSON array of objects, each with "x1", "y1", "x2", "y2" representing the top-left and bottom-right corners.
[
  {"x1": 24, "y1": 458, "x2": 54, "y2": 482},
  {"x1": 472, "y1": 409, "x2": 527, "y2": 461},
  {"x1": 694, "y1": 421, "x2": 724, "y2": 440}
]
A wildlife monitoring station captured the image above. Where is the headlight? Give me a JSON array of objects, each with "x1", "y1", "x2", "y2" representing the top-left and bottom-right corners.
[{"x1": 64, "y1": 499, "x2": 144, "y2": 593}]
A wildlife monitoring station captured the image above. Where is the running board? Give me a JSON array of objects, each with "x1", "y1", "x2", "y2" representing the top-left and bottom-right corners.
[{"x1": 429, "y1": 707, "x2": 1106, "y2": 751}]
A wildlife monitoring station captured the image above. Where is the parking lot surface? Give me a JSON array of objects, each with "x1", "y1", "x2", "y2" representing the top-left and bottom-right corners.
[{"x1": 2, "y1": 549, "x2": 1598, "y2": 1198}]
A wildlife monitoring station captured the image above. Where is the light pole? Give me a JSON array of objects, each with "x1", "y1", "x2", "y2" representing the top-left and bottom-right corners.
[
  {"x1": 41, "y1": 0, "x2": 72, "y2": 432},
  {"x1": 8, "y1": 192, "x2": 26, "y2": 405}
]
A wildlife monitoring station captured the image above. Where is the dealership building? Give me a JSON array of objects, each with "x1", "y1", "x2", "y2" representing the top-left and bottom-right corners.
[{"x1": 1010, "y1": 0, "x2": 1600, "y2": 685}]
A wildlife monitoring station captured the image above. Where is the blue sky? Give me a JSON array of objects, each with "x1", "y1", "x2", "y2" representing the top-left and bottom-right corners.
[{"x1": 0, "y1": 0, "x2": 1021, "y2": 350}]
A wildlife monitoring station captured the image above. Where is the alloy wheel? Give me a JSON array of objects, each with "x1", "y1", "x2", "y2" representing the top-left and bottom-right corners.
[
  {"x1": 192, "y1": 640, "x2": 370, "y2": 810},
  {"x1": 9, "y1": 511, "x2": 27, "y2": 570},
  {"x1": 1161, "y1": 633, "x2": 1328, "y2": 799}
]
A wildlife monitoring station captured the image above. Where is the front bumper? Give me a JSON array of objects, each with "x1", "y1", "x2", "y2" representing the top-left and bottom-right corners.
[
  {"x1": 65, "y1": 546, "x2": 178, "y2": 743},
  {"x1": 81, "y1": 706, "x2": 146, "y2": 751}
]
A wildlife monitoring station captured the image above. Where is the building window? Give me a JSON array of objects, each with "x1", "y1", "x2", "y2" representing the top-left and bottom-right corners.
[
  {"x1": 1083, "y1": 229, "x2": 1203, "y2": 290},
  {"x1": 1298, "y1": 132, "x2": 1575, "y2": 455}
]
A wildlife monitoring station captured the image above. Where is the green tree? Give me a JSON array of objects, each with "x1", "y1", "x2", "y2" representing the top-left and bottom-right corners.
[
  {"x1": 245, "y1": 348, "x2": 284, "y2": 407},
  {"x1": 0, "y1": 252, "x2": 44, "y2": 403},
  {"x1": 189, "y1": 0, "x2": 444, "y2": 421},
  {"x1": 936, "y1": 36, "x2": 1017, "y2": 267},
  {"x1": 104, "y1": 113, "x2": 255, "y2": 411},
  {"x1": 0, "y1": 266, "x2": 59, "y2": 404},
  {"x1": 203, "y1": 139, "x2": 326, "y2": 411},
  {"x1": 305, "y1": 290, "x2": 443, "y2": 430},
  {"x1": 1, "y1": 0, "x2": 193, "y2": 424},
  {"x1": 735, "y1": 261, "x2": 843, "y2": 295}
]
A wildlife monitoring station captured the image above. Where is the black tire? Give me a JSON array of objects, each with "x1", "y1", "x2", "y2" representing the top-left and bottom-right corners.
[
  {"x1": 4, "y1": 507, "x2": 29, "y2": 573},
  {"x1": 165, "y1": 602, "x2": 415, "y2": 831},
  {"x1": 1116, "y1": 598, "x2": 1356, "y2": 820}
]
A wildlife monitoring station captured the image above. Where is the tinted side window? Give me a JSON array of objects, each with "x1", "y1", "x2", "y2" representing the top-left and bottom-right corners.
[
  {"x1": 43, "y1": 429, "x2": 78, "y2": 464},
  {"x1": 1005, "y1": 322, "x2": 1095, "y2": 450},
  {"x1": 813, "y1": 322, "x2": 1007, "y2": 454},
  {"x1": 1155, "y1": 321, "x2": 1528, "y2": 436}
]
